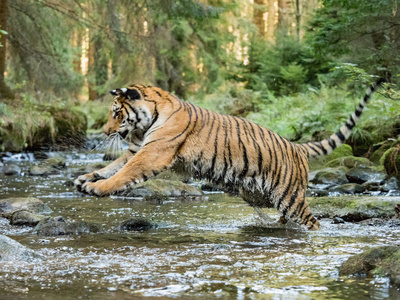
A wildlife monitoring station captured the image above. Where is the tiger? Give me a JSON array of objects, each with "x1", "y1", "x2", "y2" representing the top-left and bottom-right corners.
[{"x1": 75, "y1": 81, "x2": 382, "y2": 230}]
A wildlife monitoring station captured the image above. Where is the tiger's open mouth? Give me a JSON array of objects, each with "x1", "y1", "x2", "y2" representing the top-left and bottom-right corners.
[{"x1": 119, "y1": 130, "x2": 129, "y2": 139}]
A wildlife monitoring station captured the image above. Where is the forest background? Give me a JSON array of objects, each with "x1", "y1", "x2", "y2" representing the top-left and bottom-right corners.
[{"x1": 0, "y1": 0, "x2": 399, "y2": 155}]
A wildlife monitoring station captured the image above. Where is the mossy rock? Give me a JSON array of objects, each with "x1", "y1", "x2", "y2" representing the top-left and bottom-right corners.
[
  {"x1": 381, "y1": 146, "x2": 400, "y2": 181},
  {"x1": 308, "y1": 196, "x2": 398, "y2": 221},
  {"x1": 370, "y1": 140, "x2": 396, "y2": 164},
  {"x1": 311, "y1": 167, "x2": 349, "y2": 185},
  {"x1": 50, "y1": 107, "x2": 87, "y2": 149},
  {"x1": 326, "y1": 156, "x2": 373, "y2": 169},
  {"x1": 119, "y1": 179, "x2": 204, "y2": 199},
  {"x1": 309, "y1": 145, "x2": 354, "y2": 170},
  {"x1": 339, "y1": 246, "x2": 400, "y2": 287}
]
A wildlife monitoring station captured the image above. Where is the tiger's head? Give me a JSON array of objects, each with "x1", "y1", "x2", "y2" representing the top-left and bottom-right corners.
[{"x1": 104, "y1": 86, "x2": 154, "y2": 138}]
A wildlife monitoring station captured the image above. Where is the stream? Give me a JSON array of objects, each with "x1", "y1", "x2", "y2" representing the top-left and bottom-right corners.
[{"x1": 0, "y1": 152, "x2": 400, "y2": 299}]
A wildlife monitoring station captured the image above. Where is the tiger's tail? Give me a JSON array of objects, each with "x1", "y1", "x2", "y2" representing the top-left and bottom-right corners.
[{"x1": 301, "y1": 80, "x2": 383, "y2": 158}]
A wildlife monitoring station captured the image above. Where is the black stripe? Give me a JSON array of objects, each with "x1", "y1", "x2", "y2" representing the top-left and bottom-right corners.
[
  {"x1": 336, "y1": 130, "x2": 346, "y2": 141},
  {"x1": 169, "y1": 103, "x2": 193, "y2": 142},
  {"x1": 355, "y1": 109, "x2": 362, "y2": 117},
  {"x1": 210, "y1": 115, "x2": 220, "y2": 172}
]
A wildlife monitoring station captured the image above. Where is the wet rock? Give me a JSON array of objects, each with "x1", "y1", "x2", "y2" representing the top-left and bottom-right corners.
[
  {"x1": 308, "y1": 196, "x2": 399, "y2": 221},
  {"x1": 119, "y1": 179, "x2": 203, "y2": 198},
  {"x1": 381, "y1": 177, "x2": 400, "y2": 192},
  {"x1": 311, "y1": 167, "x2": 349, "y2": 186},
  {"x1": 0, "y1": 234, "x2": 45, "y2": 262},
  {"x1": 382, "y1": 146, "x2": 400, "y2": 181},
  {"x1": 117, "y1": 218, "x2": 155, "y2": 231},
  {"x1": 346, "y1": 166, "x2": 386, "y2": 184},
  {"x1": 0, "y1": 197, "x2": 53, "y2": 215},
  {"x1": 326, "y1": 156, "x2": 373, "y2": 169},
  {"x1": 33, "y1": 151, "x2": 49, "y2": 160},
  {"x1": 70, "y1": 162, "x2": 108, "y2": 177},
  {"x1": 29, "y1": 156, "x2": 66, "y2": 176},
  {"x1": 362, "y1": 181, "x2": 381, "y2": 192},
  {"x1": 34, "y1": 217, "x2": 103, "y2": 236},
  {"x1": 339, "y1": 246, "x2": 400, "y2": 287},
  {"x1": 328, "y1": 183, "x2": 365, "y2": 195},
  {"x1": 332, "y1": 217, "x2": 345, "y2": 224},
  {"x1": 201, "y1": 183, "x2": 224, "y2": 192},
  {"x1": 306, "y1": 189, "x2": 329, "y2": 197},
  {"x1": 4, "y1": 164, "x2": 21, "y2": 176},
  {"x1": 10, "y1": 211, "x2": 47, "y2": 227}
]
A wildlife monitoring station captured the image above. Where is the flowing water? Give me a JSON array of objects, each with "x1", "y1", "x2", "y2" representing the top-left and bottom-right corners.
[{"x1": 0, "y1": 152, "x2": 400, "y2": 299}]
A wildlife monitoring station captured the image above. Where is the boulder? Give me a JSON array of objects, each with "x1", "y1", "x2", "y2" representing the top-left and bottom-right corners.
[
  {"x1": 4, "y1": 164, "x2": 21, "y2": 176},
  {"x1": 10, "y1": 211, "x2": 47, "y2": 227},
  {"x1": 0, "y1": 197, "x2": 53, "y2": 216},
  {"x1": 328, "y1": 183, "x2": 365, "y2": 195},
  {"x1": 0, "y1": 234, "x2": 44, "y2": 262},
  {"x1": 34, "y1": 216, "x2": 103, "y2": 236},
  {"x1": 116, "y1": 218, "x2": 156, "y2": 231},
  {"x1": 119, "y1": 179, "x2": 204, "y2": 199},
  {"x1": 311, "y1": 167, "x2": 349, "y2": 186},
  {"x1": 381, "y1": 177, "x2": 400, "y2": 193},
  {"x1": 326, "y1": 156, "x2": 373, "y2": 169},
  {"x1": 308, "y1": 196, "x2": 399, "y2": 221},
  {"x1": 346, "y1": 165, "x2": 386, "y2": 184},
  {"x1": 29, "y1": 156, "x2": 66, "y2": 176},
  {"x1": 339, "y1": 246, "x2": 400, "y2": 287}
]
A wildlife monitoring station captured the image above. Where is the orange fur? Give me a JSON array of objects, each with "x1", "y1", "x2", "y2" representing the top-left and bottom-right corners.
[{"x1": 76, "y1": 82, "x2": 381, "y2": 230}]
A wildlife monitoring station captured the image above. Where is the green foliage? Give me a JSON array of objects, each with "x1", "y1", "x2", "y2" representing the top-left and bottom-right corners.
[
  {"x1": 244, "y1": 36, "x2": 330, "y2": 96},
  {"x1": 307, "y1": 0, "x2": 400, "y2": 81}
]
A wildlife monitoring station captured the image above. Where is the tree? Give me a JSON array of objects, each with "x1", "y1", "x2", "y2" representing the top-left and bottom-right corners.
[
  {"x1": 0, "y1": 0, "x2": 13, "y2": 99},
  {"x1": 308, "y1": 0, "x2": 400, "y2": 81}
]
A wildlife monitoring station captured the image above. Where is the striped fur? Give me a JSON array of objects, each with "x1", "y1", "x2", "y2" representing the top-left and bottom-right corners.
[{"x1": 75, "y1": 82, "x2": 381, "y2": 230}]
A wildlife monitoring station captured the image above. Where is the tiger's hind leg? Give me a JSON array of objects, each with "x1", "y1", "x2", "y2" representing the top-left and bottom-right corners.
[{"x1": 277, "y1": 183, "x2": 320, "y2": 230}]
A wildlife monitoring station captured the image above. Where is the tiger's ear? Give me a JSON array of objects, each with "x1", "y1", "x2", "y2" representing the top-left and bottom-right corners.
[
  {"x1": 125, "y1": 88, "x2": 141, "y2": 100},
  {"x1": 109, "y1": 88, "x2": 141, "y2": 100}
]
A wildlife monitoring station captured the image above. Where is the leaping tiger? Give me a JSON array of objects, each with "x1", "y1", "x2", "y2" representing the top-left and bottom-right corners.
[{"x1": 75, "y1": 82, "x2": 382, "y2": 230}]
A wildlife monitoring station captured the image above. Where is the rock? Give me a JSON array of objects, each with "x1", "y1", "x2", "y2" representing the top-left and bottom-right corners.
[
  {"x1": 10, "y1": 211, "x2": 47, "y2": 226},
  {"x1": 326, "y1": 156, "x2": 373, "y2": 169},
  {"x1": 119, "y1": 179, "x2": 203, "y2": 198},
  {"x1": 29, "y1": 156, "x2": 66, "y2": 176},
  {"x1": 33, "y1": 151, "x2": 49, "y2": 160},
  {"x1": 117, "y1": 218, "x2": 155, "y2": 231},
  {"x1": 308, "y1": 196, "x2": 399, "y2": 221},
  {"x1": 311, "y1": 167, "x2": 349, "y2": 186},
  {"x1": 329, "y1": 183, "x2": 365, "y2": 195},
  {"x1": 34, "y1": 217, "x2": 103, "y2": 236},
  {"x1": 382, "y1": 146, "x2": 400, "y2": 181},
  {"x1": 370, "y1": 140, "x2": 395, "y2": 164},
  {"x1": 4, "y1": 164, "x2": 21, "y2": 176},
  {"x1": 306, "y1": 189, "x2": 329, "y2": 197},
  {"x1": 362, "y1": 181, "x2": 381, "y2": 192},
  {"x1": 381, "y1": 177, "x2": 400, "y2": 192},
  {"x1": 332, "y1": 217, "x2": 345, "y2": 224},
  {"x1": 201, "y1": 183, "x2": 224, "y2": 192},
  {"x1": 339, "y1": 246, "x2": 400, "y2": 287},
  {"x1": 29, "y1": 165, "x2": 60, "y2": 176},
  {"x1": 346, "y1": 166, "x2": 386, "y2": 184},
  {"x1": 0, "y1": 234, "x2": 45, "y2": 262},
  {"x1": 0, "y1": 197, "x2": 53, "y2": 215}
]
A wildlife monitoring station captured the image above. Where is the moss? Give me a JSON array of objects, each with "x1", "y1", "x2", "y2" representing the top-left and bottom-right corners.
[
  {"x1": 340, "y1": 246, "x2": 400, "y2": 287},
  {"x1": 326, "y1": 156, "x2": 373, "y2": 168},
  {"x1": 309, "y1": 145, "x2": 354, "y2": 170},
  {"x1": 381, "y1": 146, "x2": 400, "y2": 180}
]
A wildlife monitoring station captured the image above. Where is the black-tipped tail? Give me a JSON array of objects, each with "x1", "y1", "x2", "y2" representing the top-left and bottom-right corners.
[{"x1": 301, "y1": 80, "x2": 383, "y2": 158}]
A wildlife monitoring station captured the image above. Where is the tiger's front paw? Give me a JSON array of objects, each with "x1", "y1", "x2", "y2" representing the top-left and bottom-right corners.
[
  {"x1": 74, "y1": 172, "x2": 104, "y2": 192},
  {"x1": 81, "y1": 180, "x2": 110, "y2": 197}
]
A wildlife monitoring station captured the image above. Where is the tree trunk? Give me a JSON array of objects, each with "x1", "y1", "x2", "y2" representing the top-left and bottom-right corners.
[
  {"x1": 277, "y1": 0, "x2": 288, "y2": 37},
  {"x1": 72, "y1": 29, "x2": 82, "y2": 73},
  {"x1": 253, "y1": 0, "x2": 265, "y2": 37},
  {"x1": 0, "y1": 0, "x2": 13, "y2": 99},
  {"x1": 88, "y1": 29, "x2": 97, "y2": 101},
  {"x1": 266, "y1": 0, "x2": 276, "y2": 42},
  {"x1": 295, "y1": 0, "x2": 301, "y2": 41}
]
